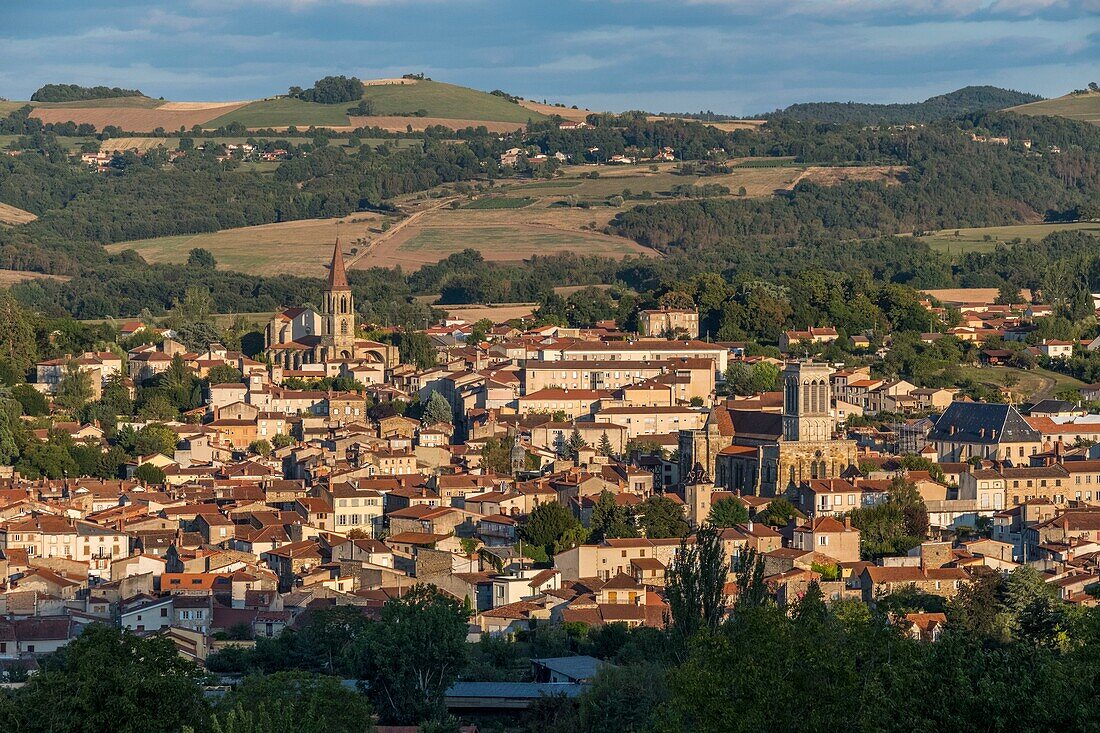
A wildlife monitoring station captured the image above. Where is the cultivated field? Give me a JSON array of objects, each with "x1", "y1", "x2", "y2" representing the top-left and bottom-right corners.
[
  {"x1": 922, "y1": 287, "x2": 1032, "y2": 306},
  {"x1": 106, "y1": 214, "x2": 386, "y2": 276},
  {"x1": 345, "y1": 116, "x2": 525, "y2": 133},
  {"x1": 0, "y1": 202, "x2": 37, "y2": 226},
  {"x1": 99, "y1": 137, "x2": 179, "y2": 153},
  {"x1": 519, "y1": 100, "x2": 593, "y2": 122},
  {"x1": 32, "y1": 96, "x2": 163, "y2": 109},
  {"x1": 203, "y1": 97, "x2": 350, "y2": 128},
  {"x1": 434, "y1": 303, "x2": 537, "y2": 322},
  {"x1": 1009, "y1": 91, "x2": 1100, "y2": 125},
  {"x1": 647, "y1": 116, "x2": 767, "y2": 132},
  {"x1": 102, "y1": 160, "x2": 911, "y2": 275},
  {"x1": 919, "y1": 222, "x2": 1100, "y2": 254},
  {"x1": 0, "y1": 269, "x2": 70, "y2": 286},
  {"x1": 31, "y1": 103, "x2": 247, "y2": 132}
]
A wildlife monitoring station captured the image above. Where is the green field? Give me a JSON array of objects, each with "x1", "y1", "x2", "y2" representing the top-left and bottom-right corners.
[
  {"x1": 356, "y1": 81, "x2": 545, "y2": 123},
  {"x1": 0, "y1": 101, "x2": 29, "y2": 115},
  {"x1": 204, "y1": 97, "x2": 352, "y2": 128},
  {"x1": 204, "y1": 80, "x2": 549, "y2": 129},
  {"x1": 461, "y1": 197, "x2": 536, "y2": 210},
  {"x1": 32, "y1": 96, "x2": 164, "y2": 109},
  {"x1": 920, "y1": 222, "x2": 1100, "y2": 254},
  {"x1": 1009, "y1": 91, "x2": 1100, "y2": 125},
  {"x1": 957, "y1": 365, "x2": 1083, "y2": 402}
]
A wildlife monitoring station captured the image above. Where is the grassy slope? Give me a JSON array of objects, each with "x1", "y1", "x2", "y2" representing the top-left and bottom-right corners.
[
  {"x1": 1009, "y1": 91, "x2": 1100, "y2": 125},
  {"x1": 205, "y1": 80, "x2": 549, "y2": 128},
  {"x1": 203, "y1": 97, "x2": 351, "y2": 128},
  {"x1": 358, "y1": 81, "x2": 545, "y2": 123},
  {"x1": 920, "y1": 222, "x2": 1100, "y2": 254}
]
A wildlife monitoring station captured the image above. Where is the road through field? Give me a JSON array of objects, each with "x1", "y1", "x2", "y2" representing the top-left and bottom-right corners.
[{"x1": 344, "y1": 197, "x2": 459, "y2": 269}]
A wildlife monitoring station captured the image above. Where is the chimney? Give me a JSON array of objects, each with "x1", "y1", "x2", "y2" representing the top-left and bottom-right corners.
[
  {"x1": 746, "y1": 520, "x2": 754, "y2": 533},
  {"x1": 844, "y1": 516, "x2": 852, "y2": 530}
]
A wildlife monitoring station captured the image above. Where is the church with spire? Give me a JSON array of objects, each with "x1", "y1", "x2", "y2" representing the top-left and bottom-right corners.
[{"x1": 264, "y1": 240, "x2": 397, "y2": 376}]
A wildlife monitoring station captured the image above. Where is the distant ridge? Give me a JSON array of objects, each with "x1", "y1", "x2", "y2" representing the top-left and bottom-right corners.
[{"x1": 764, "y1": 86, "x2": 1043, "y2": 124}]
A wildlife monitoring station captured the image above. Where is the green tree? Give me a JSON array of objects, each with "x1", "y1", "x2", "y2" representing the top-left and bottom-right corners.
[
  {"x1": 422, "y1": 391, "x2": 452, "y2": 425},
  {"x1": 5, "y1": 623, "x2": 208, "y2": 733},
  {"x1": 522, "y1": 502, "x2": 587, "y2": 556},
  {"x1": 212, "y1": 671, "x2": 375, "y2": 733},
  {"x1": 588, "y1": 490, "x2": 638, "y2": 542},
  {"x1": 666, "y1": 524, "x2": 728, "y2": 649},
  {"x1": 55, "y1": 362, "x2": 94, "y2": 412},
  {"x1": 11, "y1": 384, "x2": 48, "y2": 416},
  {"x1": 249, "y1": 439, "x2": 273, "y2": 457},
  {"x1": 133, "y1": 463, "x2": 166, "y2": 485},
  {"x1": 206, "y1": 364, "x2": 243, "y2": 385},
  {"x1": 0, "y1": 294, "x2": 38, "y2": 379},
  {"x1": 349, "y1": 585, "x2": 469, "y2": 724},
  {"x1": 566, "y1": 428, "x2": 587, "y2": 459},
  {"x1": 187, "y1": 248, "x2": 218, "y2": 269},
  {"x1": 636, "y1": 495, "x2": 689, "y2": 539},
  {"x1": 756, "y1": 497, "x2": 799, "y2": 527},
  {"x1": 271, "y1": 433, "x2": 296, "y2": 449},
  {"x1": 708, "y1": 497, "x2": 749, "y2": 528},
  {"x1": 597, "y1": 431, "x2": 614, "y2": 457},
  {"x1": 133, "y1": 423, "x2": 179, "y2": 457}
]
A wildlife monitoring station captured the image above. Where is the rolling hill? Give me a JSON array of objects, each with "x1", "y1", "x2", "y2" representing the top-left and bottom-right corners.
[
  {"x1": 1009, "y1": 90, "x2": 1100, "y2": 125},
  {"x1": 11, "y1": 79, "x2": 551, "y2": 133},
  {"x1": 765, "y1": 85, "x2": 1043, "y2": 124}
]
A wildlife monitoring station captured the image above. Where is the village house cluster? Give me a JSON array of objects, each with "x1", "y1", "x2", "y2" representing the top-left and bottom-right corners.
[{"x1": 5, "y1": 251, "x2": 1100, "y2": 677}]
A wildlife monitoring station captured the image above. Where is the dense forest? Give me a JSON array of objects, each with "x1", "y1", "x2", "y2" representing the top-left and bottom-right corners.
[
  {"x1": 764, "y1": 85, "x2": 1042, "y2": 124},
  {"x1": 29, "y1": 84, "x2": 146, "y2": 103}
]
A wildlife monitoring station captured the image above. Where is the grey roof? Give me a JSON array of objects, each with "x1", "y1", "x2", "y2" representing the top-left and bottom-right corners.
[
  {"x1": 532, "y1": 655, "x2": 608, "y2": 682},
  {"x1": 446, "y1": 681, "x2": 585, "y2": 700},
  {"x1": 929, "y1": 402, "x2": 1039, "y2": 444},
  {"x1": 1029, "y1": 399, "x2": 1076, "y2": 415}
]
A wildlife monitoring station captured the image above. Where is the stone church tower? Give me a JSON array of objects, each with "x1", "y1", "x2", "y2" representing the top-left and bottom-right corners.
[
  {"x1": 321, "y1": 240, "x2": 355, "y2": 359},
  {"x1": 782, "y1": 361, "x2": 834, "y2": 443}
]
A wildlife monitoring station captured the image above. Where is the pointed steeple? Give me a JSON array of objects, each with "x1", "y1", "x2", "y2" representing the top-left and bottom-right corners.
[{"x1": 327, "y1": 239, "x2": 349, "y2": 290}]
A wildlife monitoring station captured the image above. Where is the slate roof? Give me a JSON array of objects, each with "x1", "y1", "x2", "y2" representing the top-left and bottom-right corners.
[{"x1": 929, "y1": 401, "x2": 1039, "y2": 445}]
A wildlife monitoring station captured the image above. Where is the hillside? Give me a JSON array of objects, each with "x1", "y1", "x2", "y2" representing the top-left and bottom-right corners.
[
  {"x1": 13, "y1": 78, "x2": 551, "y2": 133},
  {"x1": 206, "y1": 79, "x2": 548, "y2": 129},
  {"x1": 765, "y1": 85, "x2": 1042, "y2": 124},
  {"x1": 1009, "y1": 90, "x2": 1100, "y2": 125}
]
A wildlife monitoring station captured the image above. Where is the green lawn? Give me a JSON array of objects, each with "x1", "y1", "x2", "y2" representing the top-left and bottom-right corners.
[
  {"x1": 357, "y1": 81, "x2": 547, "y2": 123},
  {"x1": 920, "y1": 222, "x2": 1100, "y2": 254},
  {"x1": 1010, "y1": 92, "x2": 1100, "y2": 125},
  {"x1": 203, "y1": 97, "x2": 352, "y2": 128}
]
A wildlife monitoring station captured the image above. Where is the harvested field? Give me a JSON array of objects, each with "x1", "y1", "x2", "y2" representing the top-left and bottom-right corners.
[
  {"x1": 106, "y1": 214, "x2": 385, "y2": 276},
  {"x1": 159, "y1": 101, "x2": 250, "y2": 110},
  {"x1": 0, "y1": 269, "x2": 70, "y2": 285},
  {"x1": 1010, "y1": 91, "x2": 1100, "y2": 125},
  {"x1": 922, "y1": 287, "x2": 1031, "y2": 306},
  {"x1": 361, "y1": 221, "x2": 649, "y2": 271},
  {"x1": 519, "y1": 100, "x2": 593, "y2": 121},
  {"x1": 436, "y1": 302, "x2": 536, "y2": 322},
  {"x1": 647, "y1": 116, "x2": 766, "y2": 132},
  {"x1": 99, "y1": 137, "x2": 179, "y2": 153},
  {"x1": 347, "y1": 115, "x2": 525, "y2": 133},
  {"x1": 792, "y1": 165, "x2": 908, "y2": 187},
  {"x1": 0, "y1": 202, "x2": 37, "y2": 226},
  {"x1": 32, "y1": 103, "x2": 247, "y2": 132},
  {"x1": 362, "y1": 78, "x2": 419, "y2": 87}
]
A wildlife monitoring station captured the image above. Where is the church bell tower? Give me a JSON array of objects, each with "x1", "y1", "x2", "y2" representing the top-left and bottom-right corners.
[
  {"x1": 781, "y1": 361, "x2": 834, "y2": 443},
  {"x1": 322, "y1": 239, "x2": 355, "y2": 359}
]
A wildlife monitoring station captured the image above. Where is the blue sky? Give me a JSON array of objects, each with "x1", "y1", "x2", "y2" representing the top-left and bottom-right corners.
[{"x1": 2, "y1": 0, "x2": 1096, "y2": 115}]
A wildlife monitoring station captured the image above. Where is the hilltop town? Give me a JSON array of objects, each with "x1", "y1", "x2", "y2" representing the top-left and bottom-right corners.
[{"x1": 0, "y1": 48, "x2": 1099, "y2": 729}]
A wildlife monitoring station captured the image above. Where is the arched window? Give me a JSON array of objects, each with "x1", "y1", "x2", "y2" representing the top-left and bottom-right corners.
[
  {"x1": 817, "y1": 381, "x2": 828, "y2": 414},
  {"x1": 340, "y1": 295, "x2": 348, "y2": 313},
  {"x1": 802, "y1": 381, "x2": 811, "y2": 412},
  {"x1": 340, "y1": 319, "x2": 349, "y2": 336}
]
